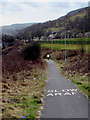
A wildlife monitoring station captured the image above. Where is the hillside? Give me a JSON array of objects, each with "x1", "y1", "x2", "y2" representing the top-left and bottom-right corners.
[
  {"x1": 16, "y1": 7, "x2": 90, "y2": 40},
  {"x1": 2, "y1": 6, "x2": 90, "y2": 118},
  {"x1": 0, "y1": 23, "x2": 35, "y2": 36}
]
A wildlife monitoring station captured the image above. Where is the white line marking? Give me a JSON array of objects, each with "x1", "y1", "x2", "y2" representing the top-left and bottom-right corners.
[
  {"x1": 47, "y1": 90, "x2": 54, "y2": 93},
  {"x1": 47, "y1": 93, "x2": 54, "y2": 96},
  {"x1": 64, "y1": 92, "x2": 71, "y2": 96},
  {"x1": 46, "y1": 89, "x2": 78, "y2": 97},
  {"x1": 55, "y1": 93, "x2": 62, "y2": 96},
  {"x1": 71, "y1": 92, "x2": 76, "y2": 95},
  {"x1": 68, "y1": 89, "x2": 78, "y2": 92}
]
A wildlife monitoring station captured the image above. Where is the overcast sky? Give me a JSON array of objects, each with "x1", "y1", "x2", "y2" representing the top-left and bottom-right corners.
[{"x1": 0, "y1": 0, "x2": 89, "y2": 26}]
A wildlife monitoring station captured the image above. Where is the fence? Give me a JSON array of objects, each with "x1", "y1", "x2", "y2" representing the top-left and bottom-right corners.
[{"x1": 39, "y1": 40, "x2": 90, "y2": 44}]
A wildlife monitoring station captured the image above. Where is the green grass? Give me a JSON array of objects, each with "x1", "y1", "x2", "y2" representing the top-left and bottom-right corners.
[
  {"x1": 72, "y1": 80, "x2": 90, "y2": 98},
  {"x1": 46, "y1": 27, "x2": 60, "y2": 32},
  {"x1": 41, "y1": 43, "x2": 90, "y2": 52},
  {"x1": 53, "y1": 38, "x2": 90, "y2": 41},
  {"x1": 56, "y1": 61, "x2": 90, "y2": 99},
  {"x1": 40, "y1": 38, "x2": 90, "y2": 45},
  {"x1": 12, "y1": 96, "x2": 42, "y2": 118},
  {"x1": 2, "y1": 66, "x2": 47, "y2": 118},
  {"x1": 69, "y1": 12, "x2": 86, "y2": 21}
]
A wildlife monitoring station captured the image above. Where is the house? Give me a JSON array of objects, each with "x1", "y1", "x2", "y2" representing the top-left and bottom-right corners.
[
  {"x1": 33, "y1": 37, "x2": 39, "y2": 41},
  {"x1": 85, "y1": 32, "x2": 90, "y2": 38},
  {"x1": 49, "y1": 34, "x2": 55, "y2": 39}
]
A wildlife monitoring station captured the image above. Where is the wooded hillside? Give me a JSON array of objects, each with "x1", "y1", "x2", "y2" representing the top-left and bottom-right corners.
[{"x1": 16, "y1": 7, "x2": 90, "y2": 40}]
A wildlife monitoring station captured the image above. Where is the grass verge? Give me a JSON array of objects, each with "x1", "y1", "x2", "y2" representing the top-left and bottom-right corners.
[
  {"x1": 56, "y1": 60, "x2": 90, "y2": 99},
  {"x1": 2, "y1": 45, "x2": 47, "y2": 119},
  {"x1": 2, "y1": 66, "x2": 47, "y2": 119}
]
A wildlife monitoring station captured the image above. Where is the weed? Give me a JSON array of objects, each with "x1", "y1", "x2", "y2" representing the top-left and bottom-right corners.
[{"x1": 76, "y1": 81, "x2": 82, "y2": 85}]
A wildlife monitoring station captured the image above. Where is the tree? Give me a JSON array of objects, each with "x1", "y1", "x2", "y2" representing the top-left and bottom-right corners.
[
  {"x1": 21, "y1": 42, "x2": 41, "y2": 61},
  {"x1": 2, "y1": 34, "x2": 15, "y2": 43}
]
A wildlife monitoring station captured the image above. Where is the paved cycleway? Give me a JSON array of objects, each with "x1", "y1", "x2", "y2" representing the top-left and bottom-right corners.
[{"x1": 41, "y1": 60, "x2": 89, "y2": 119}]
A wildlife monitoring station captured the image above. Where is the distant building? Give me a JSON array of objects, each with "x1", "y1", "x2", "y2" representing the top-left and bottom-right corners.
[
  {"x1": 85, "y1": 32, "x2": 90, "y2": 38},
  {"x1": 40, "y1": 36, "x2": 44, "y2": 41},
  {"x1": 33, "y1": 37, "x2": 39, "y2": 41}
]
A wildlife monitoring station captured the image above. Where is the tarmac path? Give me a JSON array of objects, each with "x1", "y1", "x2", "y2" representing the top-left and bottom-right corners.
[{"x1": 41, "y1": 60, "x2": 89, "y2": 119}]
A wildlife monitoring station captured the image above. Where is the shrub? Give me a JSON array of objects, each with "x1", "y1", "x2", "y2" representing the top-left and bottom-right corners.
[{"x1": 22, "y1": 42, "x2": 41, "y2": 61}]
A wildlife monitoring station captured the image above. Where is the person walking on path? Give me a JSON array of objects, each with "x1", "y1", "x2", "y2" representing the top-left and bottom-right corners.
[{"x1": 47, "y1": 54, "x2": 50, "y2": 60}]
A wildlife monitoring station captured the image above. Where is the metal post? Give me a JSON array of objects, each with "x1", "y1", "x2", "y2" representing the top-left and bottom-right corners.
[
  {"x1": 65, "y1": 32, "x2": 67, "y2": 63},
  {"x1": 65, "y1": 39, "x2": 66, "y2": 63},
  {"x1": 64, "y1": 18, "x2": 67, "y2": 63}
]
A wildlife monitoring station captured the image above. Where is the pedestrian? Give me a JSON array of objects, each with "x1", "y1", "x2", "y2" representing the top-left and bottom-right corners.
[{"x1": 47, "y1": 54, "x2": 50, "y2": 60}]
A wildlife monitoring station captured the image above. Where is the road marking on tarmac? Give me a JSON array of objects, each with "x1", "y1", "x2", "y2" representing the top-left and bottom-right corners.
[{"x1": 46, "y1": 89, "x2": 78, "y2": 97}]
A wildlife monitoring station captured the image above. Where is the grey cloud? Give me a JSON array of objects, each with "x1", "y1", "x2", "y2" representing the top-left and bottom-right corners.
[
  {"x1": 50, "y1": 2, "x2": 71, "y2": 8},
  {"x1": 8, "y1": 4, "x2": 22, "y2": 12},
  {"x1": 50, "y1": 2, "x2": 87, "y2": 9},
  {"x1": 21, "y1": 2, "x2": 42, "y2": 8},
  {"x1": 2, "y1": 3, "x2": 22, "y2": 14}
]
